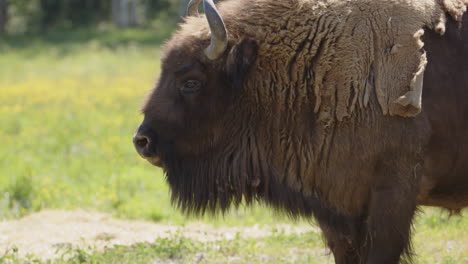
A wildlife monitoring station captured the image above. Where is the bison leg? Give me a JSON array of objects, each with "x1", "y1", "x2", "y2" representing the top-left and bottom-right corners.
[
  {"x1": 319, "y1": 225, "x2": 362, "y2": 264},
  {"x1": 311, "y1": 203, "x2": 365, "y2": 264},
  {"x1": 364, "y1": 157, "x2": 420, "y2": 264}
]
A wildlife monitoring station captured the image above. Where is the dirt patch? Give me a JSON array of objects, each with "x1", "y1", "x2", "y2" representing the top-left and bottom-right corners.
[{"x1": 0, "y1": 210, "x2": 318, "y2": 259}]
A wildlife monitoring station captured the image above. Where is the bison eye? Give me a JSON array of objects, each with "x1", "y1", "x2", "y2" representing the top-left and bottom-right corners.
[{"x1": 181, "y1": 80, "x2": 202, "y2": 94}]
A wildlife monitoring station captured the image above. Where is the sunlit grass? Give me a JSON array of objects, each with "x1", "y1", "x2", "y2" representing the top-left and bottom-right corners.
[
  {"x1": 0, "y1": 29, "x2": 467, "y2": 263},
  {"x1": 0, "y1": 40, "x2": 167, "y2": 220},
  {"x1": 0, "y1": 231, "x2": 332, "y2": 264}
]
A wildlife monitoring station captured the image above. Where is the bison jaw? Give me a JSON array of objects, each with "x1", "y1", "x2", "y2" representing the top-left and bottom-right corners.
[{"x1": 145, "y1": 156, "x2": 164, "y2": 168}]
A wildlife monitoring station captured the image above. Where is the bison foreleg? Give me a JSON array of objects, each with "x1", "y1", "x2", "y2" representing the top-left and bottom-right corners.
[
  {"x1": 364, "y1": 157, "x2": 420, "y2": 264},
  {"x1": 319, "y1": 224, "x2": 363, "y2": 264},
  {"x1": 311, "y1": 203, "x2": 366, "y2": 264}
]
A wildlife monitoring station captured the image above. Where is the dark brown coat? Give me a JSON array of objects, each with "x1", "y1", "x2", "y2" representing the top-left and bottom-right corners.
[{"x1": 133, "y1": 0, "x2": 468, "y2": 263}]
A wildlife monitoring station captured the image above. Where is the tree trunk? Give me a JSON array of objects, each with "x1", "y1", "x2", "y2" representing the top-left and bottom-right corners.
[
  {"x1": 178, "y1": 0, "x2": 190, "y2": 20},
  {"x1": 128, "y1": 0, "x2": 138, "y2": 27},
  {"x1": 0, "y1": 0, "x2": 7, "y2": 33},
  {"x1": 112, "y1": 0, "x2": 142, "y2": 28},
  {"x1": 112, "y1": 0, "x2": 128, "y2": 27}
]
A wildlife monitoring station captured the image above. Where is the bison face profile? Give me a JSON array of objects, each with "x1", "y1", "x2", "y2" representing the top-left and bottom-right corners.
[{"x1": 134, "y1": 0, "x2": 263, "y2": 214}]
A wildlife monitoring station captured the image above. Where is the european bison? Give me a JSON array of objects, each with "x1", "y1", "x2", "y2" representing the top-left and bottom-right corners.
[{"x1": 133, "y1": 0, "x2": 468, "y2": 263}]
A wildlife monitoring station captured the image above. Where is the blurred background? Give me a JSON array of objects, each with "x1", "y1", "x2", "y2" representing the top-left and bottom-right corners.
[
  {"x1": 0, "y1": 1, "x2": 467, "y2": 263},
  {"x1": 0, "y1": 0, "x2": 277, "y2": 225},
  {"x1": 0, "y1": 0, "x2": 189, "y2": 34}
]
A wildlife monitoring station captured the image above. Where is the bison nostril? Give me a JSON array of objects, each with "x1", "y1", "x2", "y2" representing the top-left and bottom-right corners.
[
  {"x1": 136, "y1": 137, "x2": 149, "y2": 148},
  {"x1": 133, "y1": 126, "x2": 159, "y2": 159},
  {"x1": 133, "y1": 134, "x2": 150, "y2": 151}
]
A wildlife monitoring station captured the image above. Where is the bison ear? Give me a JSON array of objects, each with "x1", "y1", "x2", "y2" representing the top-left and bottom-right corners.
[{"x1": 226, "y1": 39, "x2": 258, "y2": 88}]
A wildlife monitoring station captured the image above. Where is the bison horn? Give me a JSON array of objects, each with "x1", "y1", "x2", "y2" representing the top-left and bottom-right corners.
[
  {"x1": 186, "y1": 0, "x2": 228, "y2": 60},
  {"x1": 187, "y1": 0, "x2": 202, "y2": 16},
  {"x1": 204, "y1": 0, "x2": 228, "y2": 60}
]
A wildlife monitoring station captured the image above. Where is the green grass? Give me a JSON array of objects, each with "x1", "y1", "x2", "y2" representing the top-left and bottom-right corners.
[
  {"x1": 0, "y1": 29, "x2": 467, "y2": 263},
  {"x1": 1, "y1": 232, "x2": 331, "y2": 264}
]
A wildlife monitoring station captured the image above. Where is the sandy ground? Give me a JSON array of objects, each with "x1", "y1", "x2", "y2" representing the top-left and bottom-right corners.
[{"x1": 0, "y1": 210, "x2": 318, "y2": 259}]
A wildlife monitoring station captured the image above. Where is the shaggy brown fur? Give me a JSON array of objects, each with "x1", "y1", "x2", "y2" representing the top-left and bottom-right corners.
[
  {"x1": 180, "y1": 0, "x2": 462, "y2": 120},
  {"x1": 134, "y1": 0, "x2": 468, "y2": 263}
]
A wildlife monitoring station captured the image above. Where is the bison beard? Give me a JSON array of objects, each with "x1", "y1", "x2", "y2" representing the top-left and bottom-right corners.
[
  {"x1": 164, "y1": 142, "x2": 331, "y2": 217},
  {"x1": 135, "y1": 0, "x2": 468, "y2": 263}
]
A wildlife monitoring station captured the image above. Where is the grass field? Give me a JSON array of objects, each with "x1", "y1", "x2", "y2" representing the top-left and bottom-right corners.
[{"x1": 0, "y1": 30, "x2": 467, "y2": 263}]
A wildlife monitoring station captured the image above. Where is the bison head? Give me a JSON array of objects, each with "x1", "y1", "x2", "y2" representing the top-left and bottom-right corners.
[{"x1": 133, "y1": 0, "x2": 279, "y2": 215}]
